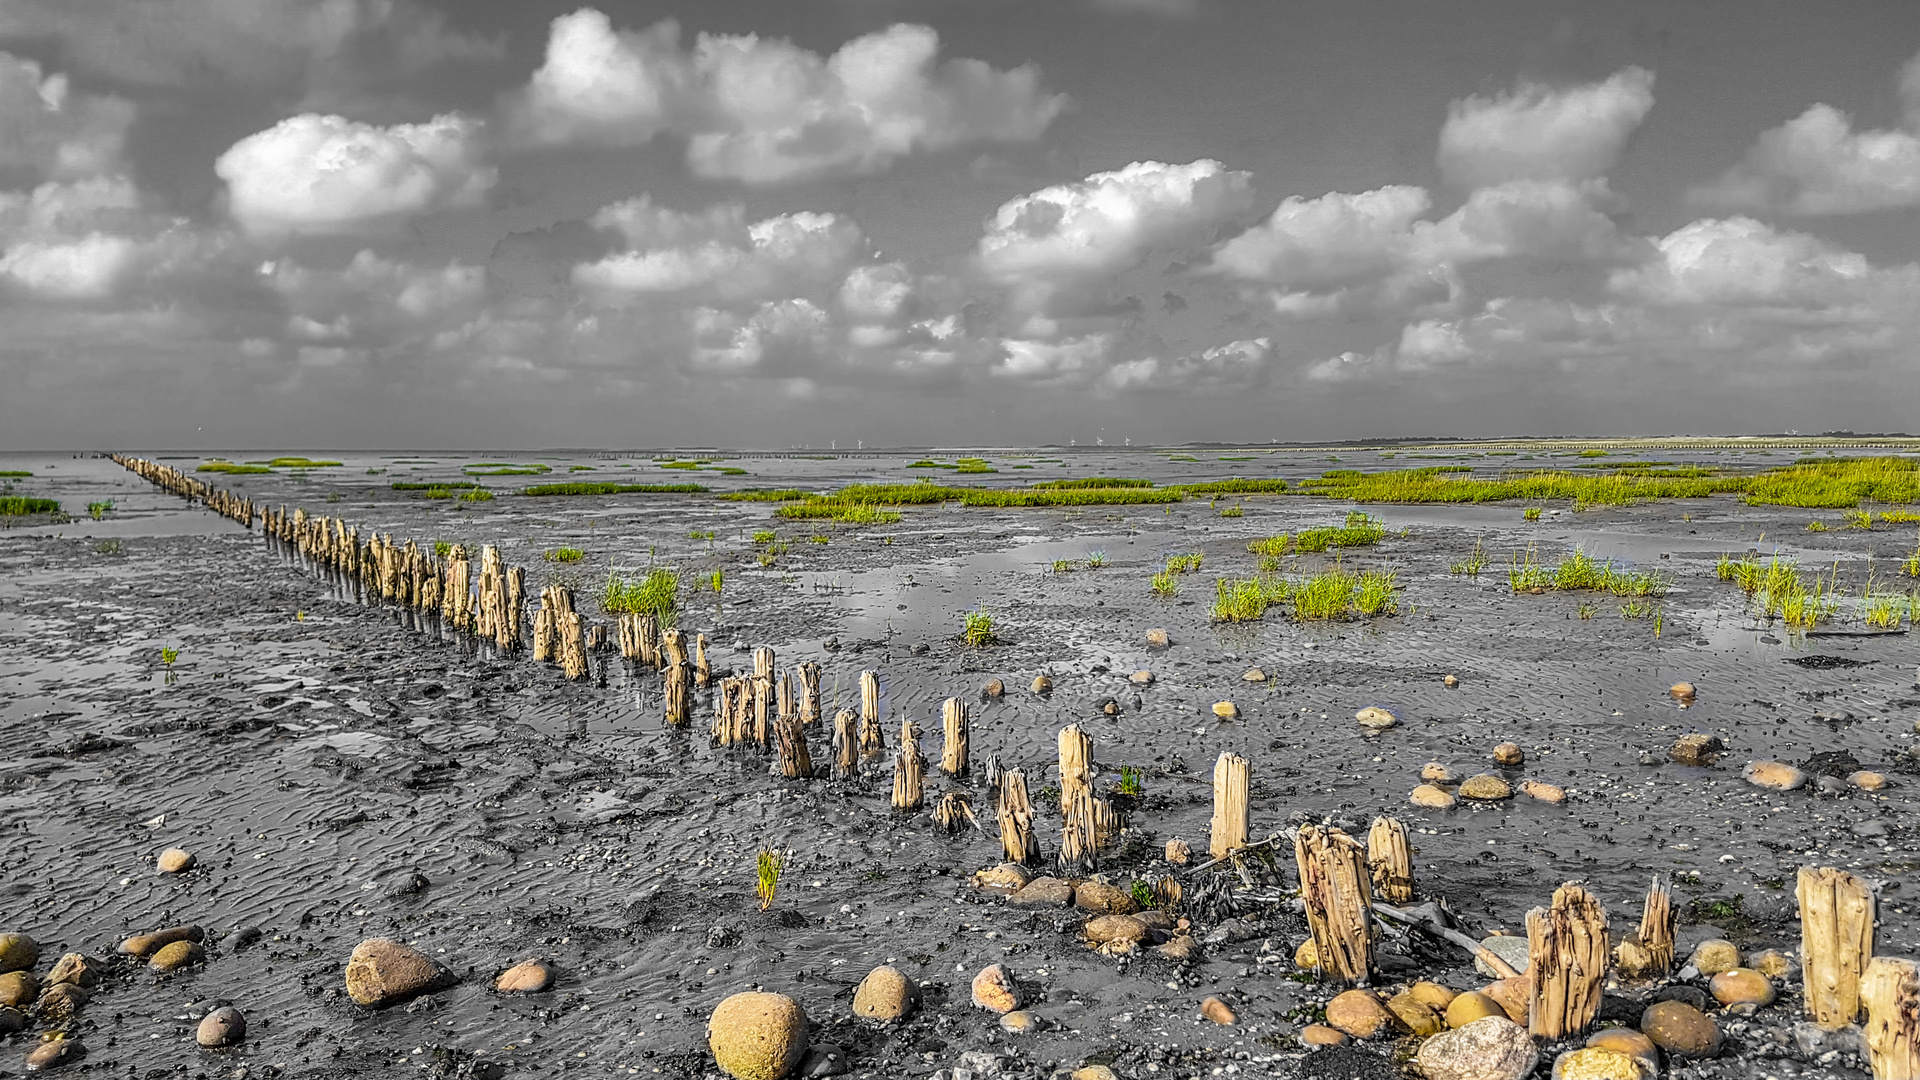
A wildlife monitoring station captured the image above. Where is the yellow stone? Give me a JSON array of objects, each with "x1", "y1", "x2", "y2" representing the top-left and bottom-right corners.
[
  {"x1": 1411, "y1": 784, "x2": 1457, "y2": 809},
  {"x1": 1408, "y1": 981, "x2": 1457, "y2": 1010},
  {"x1": 1709, "y1": 968, "x2": 1774, "y2": 1007},
  {"x1": 1445, "y1": 990, "x2": 1506, "y2": 1029},
  {"x1": 1553, "y1": 1047, "x2": 1650, "y2": 1079}
]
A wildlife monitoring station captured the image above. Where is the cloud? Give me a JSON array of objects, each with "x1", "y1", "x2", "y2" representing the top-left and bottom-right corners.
[
  {"x1": 1211, "y1": 184, "x2": 1432, "y2": 292},
  {"x1": 0, "y1": 0, "x2": 500, "y2": 89},
  {"x1": 1608, "y1": 215, "x2": 1896, "y2": 308},
  {"x1": 0, "y1": 176, "x2": 220, "y2": 301},
  {"x1": 215, "y1": 112, "x2": 495, "y2": 235},
  {"x1": 1691, "y1": 49, "x2": 1920, "y2": 215},
  {"x1": 0, "y1": 53, "x2": 135, "y2": 182},
  {"x1": 573, "y1": 196, "x2": 870, "y2": 305},
  {"x1": 504, "y1": 12, "x2": 1065, "y2": 183},
  {"x1": 1101, "y1": 337, "x2": 1272, "y2": 392},
  {"x1": 264, "y1": 249, "x2": 488, "y2": 345},
  {"x1": 1437, "y1": 68, "x2": 1655, "y2": 188},
  {"x1": 978, "y1": 159, "x2": 1254, "y2": 312}
]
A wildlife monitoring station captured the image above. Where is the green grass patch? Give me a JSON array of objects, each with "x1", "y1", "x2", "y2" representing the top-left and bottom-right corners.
[
  {"x1": 0, "y1": 470, "x2": 31, "y2": 478},
  {"x1": 1151, "y1": 571, "x2": 1177, "y2": 596},
  {"x1": 466, "y1": 465, "x2": 552, "y2": 476},
  {"x1": 963, "y1": 607, "x2": 996, "y2": 647},
  {"x1": 544, "y1": 547, "x2": 585, "y2": 563},
  {"x1": 521, "y1": 482, "x2": 707, "y2": 496},
  {"x1": 1294, "y1": 512, "x2": 1387, "y2": 553},
  {"x1": 775, "y1": 501, "x2": 903, "y2": 524},
  {"x1": 603, "y1": 567, "x2": 679, "y2": 625},
  {"x1": 0, "y1": 496, "x2": 58, "y2": 515},
  {"x1": 720, "y1": 488, "x2": 813, "y2": 502},
  {"x1": 1247, "y1": 534, "x2": 1291, "y2": 557},
  {"x1": 460, "y1": 489, "x2": 493, "y2": 502},
  {"x1": 1510, "y1": 545, "x2": 1666, "y2": 596},
  {"x1": 1164, "y1": 552, "x2": 1203, "y2": 573},
  {"x1": 197, "y1": 461, "x2": 271, "y2": 474},
  {"x1": 1176, "y1": 479, "x2": 1289, "y2": 495},
  {"x1": 261, "y1": 457, "x2": 341, "y2": 468},
  {"x1": 1032, "y1": 477, "x2": 1154, "y2": 489},
  {"x1": 392, "y1": 481, "x2": 482, "y2": 491}
]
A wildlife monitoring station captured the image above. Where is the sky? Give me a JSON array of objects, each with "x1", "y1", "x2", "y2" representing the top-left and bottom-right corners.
[{"x1": 2, "y1": 0, "x2": 1919, "y2": 449}]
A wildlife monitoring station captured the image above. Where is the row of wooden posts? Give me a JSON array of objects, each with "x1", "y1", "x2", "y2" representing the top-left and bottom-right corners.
[
  {"x1": 109, "y1": 454, "x2": 256, "y2": 526},
  {"x1": 117, "y1": 458, "x2": 1920, "y2": 1078}
]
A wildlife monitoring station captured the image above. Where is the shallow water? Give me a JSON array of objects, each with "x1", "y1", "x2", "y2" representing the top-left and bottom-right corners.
[{"x1": 1, "y1": 447, "x2": 1916, "y2": 1078}]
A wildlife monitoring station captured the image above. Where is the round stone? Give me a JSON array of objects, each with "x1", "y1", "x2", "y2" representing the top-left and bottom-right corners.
[
  {"x1": 0, "y1": 934, "x2": 38, "y2": 974},
  {"x1": 1743, "y1": 761, "x2": 1808, "y2": 791},
  {"x1": 1460, "y1": 774, "x2": 1514, "y2": 800},
  {"x1": 1849, "y1": 770, "x2": 1887, "y2": 791},
  {"x1": 1301, "y1": 1023, "x2": 1348, "y2": 1048},
  {"x1": 1355, "y1": 706, "x2": 1398, "y2": 730},
  {"x1": 1411, "y1": 784, "x2": 1457, "y2": 809},
  {"x1": 1748, "y1": 948, "x2": 1797, "y2": 980},
  {"x1": 1445, "y1": 991, "x2": 1507, "y2": 1029},
  {"x1": 970, "y1": 964, "x2": 1019, "y2": 1014},
  {"x1": 157, "y1": 847, "x2": 196, "y2": 873},
  {"x1": 1687, "y1": 939, "x2": 1741, "y2": 976},
  {"x1": 1421, "y1": 762, "x2": 1455, "y2": 783},
  {"x1": 707, "y1": 991, "x2": 808, "y2": 1080},
  {"x1": 1200, "y1": 995, "x2": 1235, "y2": 1025},
  {"x1": 1709, "y1": 968, "x2": 1774, "y2": 1007},
  {"x1": 1640, "y1": 999, "x2": 1721, "y2": 1058},
  {"x1": 998, "y1": 1009, "x2": 1038, "y2": 1034},
  {"x1": 1521, "y1": 779, "x2": 1566, "y2": 803},
  {"x1": 1212, "y1": 701, "x2": 1238, "y2": 719},
  {"x1": 495, "y1": 960, "x2": 555, "y2": 993},
  {"x1": 196, "y1": 1007, "x2": 246, "y2": 1048},
  {"x1": 1325, "y1": 989, "x2": 1394, "y2": 1039},
  {"x1": 148, "y1": 940, "x2": 205, "y2": 973},
  {"x1": 1552, "y1": 1047, "x2": 1650, "y2": 1079},
  {"x1": 344, "y1": 938, "x2": 454, "y2": 1008},
  {"x1": 852, "y1": 965, "x2": 918, "y2": 1024},
  {"x1": 1670, "y1": 682, "x2": 1696, "y2": 704},
  {"x1": 1415, "y1": 1016, "x2": 1537, "y2": 1080},
  {"x1": 1493, "y1": 742, "x2": 1524, "y2": 766}
]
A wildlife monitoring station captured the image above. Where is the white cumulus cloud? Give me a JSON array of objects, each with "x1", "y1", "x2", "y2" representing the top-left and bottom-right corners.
[
  {"x1": 1437, "y1": 68, "x2": 1655, "y2": 188},
  {"x1": 0, "y1": 53, "x2": 135, "y2": 181},
  {"x1": 573, "y1": 196, "x2": 870, "y2": 305},
  {"x1": 215, "y1": 112, "x2": 495, "y2": 235}
]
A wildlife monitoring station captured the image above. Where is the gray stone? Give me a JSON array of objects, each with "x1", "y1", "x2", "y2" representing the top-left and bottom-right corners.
[{"x1": 1474, "y1": 935, "x2": 1532, "y2": 978}]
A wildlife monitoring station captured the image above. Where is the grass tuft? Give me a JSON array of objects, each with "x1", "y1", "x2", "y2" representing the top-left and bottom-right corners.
[
  {"x1": 604, "y1": 567, "x2": 679, "y2": 624},
  {"x1": 544, "y1": 547, "x2": 585, "y2": 563},
  {"x1": 963, "y1": 607, "x2": 997, "y2": 647},
  {"x1": 522, "y1": 482, "x2": 708, "y2": 496}
]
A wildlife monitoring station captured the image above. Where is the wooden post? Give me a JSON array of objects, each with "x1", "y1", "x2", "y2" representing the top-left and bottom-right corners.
[
  {"x1": 940, "y1": 697, "x2": 969, "y2": 779},
  {"x1": 1293, "y1": 825, "x2": 1375, "y2": 984},
  {"x1": 932, "y1": 792, "x2": 972, "y2": 833},
  {"x1": 797, "y1": 662, "x2": 821, "y2": 726},
  {"x1": 1864, "y1": 957, "x2": 1920, "y2": 1080},
  {"x1": 832, "y1": 708, "x2": 859, "y2": 779},
  {"x1": 662, "y1": 628, "x2": 688, "y2": 669},
  {"x1": 693, "y1": 634, "x2": 710, "y2": 686},
  {"x1": 892, "y1": 720, "x2": 924, "y2": 810},
  {"x1": 997, "y1": 768, "x2": 1038, "y2": 866},
  {"x1": 1058, "y1": 725, "x2": 1098, "y2": 873},
  {"x1": 1210, "y1": 753, "x2": 1250, "y2": 860},
  {"x1": 1526, "y1": 882, "x2": 1608, "y2": 1041},
  {"x1": 637, "y1": 615, "x2": 660, "y2": 667},
  {"x1": 504, "y1": 566, "x2": 524, "y2": 648},
  {"x1": 533, "y1": 608, "x2": 556, "y2": 662},
  {"x1": 858, "y1": 707, "x2": 885, "y2": 758},
  {"x1": 777, "y1": 711, "x2": 812, "y2": 780},
  {"x1": 560, "y1": 614, "x2": 589, "y2": 681},
  {"x1": 1366, "y1": 817, "x2": 1413, "y2": 905},
  {"x1": 860, "y1": 669, "x2": 880, "y2": 727},
  {"x1": 1615, "y1": 876, "x2": 1675, "y2": 980},
  {"x1": 664, "y1": 659, "x2": 690, "y2": 726},
  {"x1": 776, "y1": 672, "x2": 796, "y2": 727},
  {"x1": 711, "y1": 678, "x2": 738, "y2": 746},
  {"x1": 1799, "y1": 866, "x2": 1877, "y2": 1030}
]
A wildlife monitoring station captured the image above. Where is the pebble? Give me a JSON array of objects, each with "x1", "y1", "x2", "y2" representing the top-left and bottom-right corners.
[
  {"x1": 998, "y1": 1010, "x2": 1038, "y2": 1035},
  {"x1": 1415, "y1": 1016, "x2": 1537, "y2": 1080},
  {"x1": 1211, "y1": 701, "x2": 1238, "y2": 719},
  {"x1": 36, "y1": 984, "x2": 85, "y2": 1023},
  {"x1": 1355, "y1": 706, "x2": 1398, "y2": 730},
  {"x1": 1669, "y1": 734, "x2": 1724, "y2": 766},
  {"x1": 1410, "y1": 784, "x2": 1457, "y2": 809},
  {"x1": 1459, "y1": 774, "x2": 1513, "y2": 800},
  {"x1": 1688, "y1": 939, "x2": 1740, "y2": 976},
  {"x1": 1640, "y1": 999, "x2": 1721, "y2": 1058},
  {"x1": 1071, "y1": 1067, "x2": 1117, "y2": 1080},
  {"x1": 1145, "y1": 628, "x2": 1169, "y2": 648},
  {"x1": 1099, "y1": 698, "x2": 1120, "y2": 716},
  {"x1": 1301, "y1": 1024, "x2": 1348, "y2": 1047},
  {"x1": 971, "y1": 964, "x2": 1020, "y2": 1014},
  {"x1": 1520, "y1": 779, "x2": 1566, "y2": 803},
  {"x1": 0, "y1": 934, "x2": 38, "y2": 974},
  {"x1": 118, "y1": 925, "x2": 202, "y2": 958},
  {"x1": 1492, "y1": 742, "x2": 1524, "y2": 766},
  {"x1": 1128, "y1": 670, "x2": 1154, "y2": 686},
  {"x1": 707, "y1": 991, "x2": 809, "y2": 1080},
  {"x1": 1009, "y1": 878, "x2": 1075, "y2": 909},
  {"x1": 1420, "y1": 762, "x2": 1455, "y2": 783},
  {"x1": 1199, "y1": 995, "x2": 1235, "y2": 1025},
  {"x1": 1551, "y1": 1047, "x2": 1649, "y2": 1079},
  {"x1": 149, "y1": 940, "x2": 205, "y2": 973},
  {"x1": 1709, "y1": 967, "x2": 1774, "y2": 1006},
  {"x1": 1670, "y1": 682, "x2": 1696, "y2": 704},
  {"x1": 1030, "y1": 675, "x2": 1052, "y2": 695},
  {"x1": 495, "y1": 960, "x2": 555, "y2": 994},
  {"x1": 1444, "y1": 674, "x2": 1459, "y2": 687},
  {"x1": 344, "y1": 938, "x2": 456, "y2": 1008},
  {"x1": 983, "y1": 680, "x2": 1004, "y2": 698},
  {"x1": 1850, "y1": 770, "x2": 1887, "y2": 791},
  {"x1": 196, "y1": 1007, "x2": 246, "y2": 1048},
  {"x1": 1242, "y1": 667, "x2": 1266, "y2": 682},
  {"x1": 972, "y1": 863, "x2": 1033, "y2": 894},
  {"x1": 24, "y1": 1037, "x2": 81, "y2": 1071},
  {"x1": 44, "y1": 953, "x2": 99, "y2": 989},
  {"x1": 1164, "y1": 839, "x2": 1190, "y2": 864},
  {"x1": 1293, "y1": 939, "x2": 1319, "y2": 968},
  {"x1": 157, "y1": 847, "x2": 196, "y2": 873},
  {"x1": 1445, "y1": 991, "x2": 1506, "y2": 1028},
  {"x1": 1084, "y1": 914, "x2": 1150, "y2": 947},
  {"x1": 0, "y1": 972, "x2": 39, "y2": 1008},
  {"x1": 1073, "y1": 881, "x2": 1137, "y2": 914},
  {"x1": 1743, "y1": 761, "x2": 1808, "y2": 791},
  {"x1": 1154, "y1": 934, "x2": 1199, "y2": 961},
  {"x1": 852, "y1": 965, "x2": 918, "y2": 1023},
  {"x1": 1475, "y1": 936, "x2": 1532, "y2": 978},
  {"x1": 1325, "y1": 989, "x2": 1394, "y2": 1039}
]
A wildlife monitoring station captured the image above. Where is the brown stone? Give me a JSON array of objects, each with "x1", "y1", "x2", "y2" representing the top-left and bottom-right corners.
[
  {"x1": 1164, "y1": 839, "x2": 1190, "y2": 864},
  {"x1": 998, "y1": 1010, "x2": 1038, "y2": 1034},
  {"x1": 1211, "y1": 701, "x2": 1238, "y2": 719},
  {"x1": 1008, "y1": 877, "x2": 1075, "y2": 909},
  {"x1": 1242, "y1": 667, "x2": 1267, "y2": 682},
  {"x1": 1073, "y1": 881, "x2": 1138, "y2": 914},
  {"x1": 1444, "y1": 674, "x2": 1459, "y2": 688},
  {"x1": 24, "y1": 1037, "x2": 81, "y2": 1071},
  {"x1": 1748, "y1": 948, "x2": 1797, "y2": 980},
  {"x1": 157, "y1": 847, "x2": 195, "y2": 873},
  {"x1": 0, "y1": 972, "x2": 38, "y2": 1008},
  {"x1": 1154, "y1": 934, "x2": 1199, "y2": 961},
  {"x1": 1386, "y1": 990, "x2": 1446, "y2": 1037},
  {"x1": 148, "y1": 940, "x2": 205, "y2": 973},
  {"x1": 43, "y1": 954, "x2": 99, "y2": 990},
  {"x1": 1708, "y1": 968, "x2": 1774, "y2": 1007},
  {"x1": 344, "y1": 938, "x2": 455, "y2": 1008},
  {"x1": 1445, "y1": 990, "x2": 1507, "y2": 1028},
  {"x1": 1521, "y1": 779, "x2": 1566, "y2": 804},
  {"x1": 1670, "y1": 682, "x2": 1696, "y2": 704},
  {"x1": 971, "y1": 964, "x2": 1019, "y2": 1014},
  {"x1": 1146, "y1": 628, "x2": 1170, "y2": 648},
  {"x1": 852, "y1": 965, "x2": 918, "y2": 1024},
  {"x1": 1326, "y1": 989, "x2": 1395, "y2": 1039},
  {"x1": 1129, "y1": 670, "x2": 1154, "y2": 686},
  {"x1": 1030, "y1": 675, "x2": 1052, "y2": 695},
  {"x1": 1553, "y1": 1047, "x2": 1649, "y2": 1079},
  {"x1": 1421, "y1": 762, "x2": 1456, "y2": 783},
  {"x1": 1200, "y1": 995, "x2": 1235, "y2": 1025},
  {"x1": 0, "y1": 935, "x2": 37, "y2": 975},
  {"x1": 707, "y1": 991, "x2": 808, "y2": 1080},
  {"x1": 1411, "y1": 784, "x2": 1457, "y2": 809},
  {"x1": 1084, "y1": 914, "x2": 1150, "y2": 947},
  {"x1": 1688, "y1": 939, "x2": 1740, "y2": 976},
  {"x1": 1493, "y1": 742, "x2": 1524, "y2": 766},
  {"x1": 1355, "y1": 706, "x2": 1398, "y2": 730},
  {"x1": 1670, "y1": 733, "x2": 1724, "y2": 765},
  {"x1": 983, "y1": 679, "x2": 1005, "y2": 698},
  {"x1": 1070, "y1": 1067, "x2": 1117, "y2": 1080},
  {"x1": 1460, "y1": 774, "x2": 1513, "y2": 800},
  {"x1": 1585, "y1": 1028, "x2": 1658, "y2": 1068},
  {"x1": 972, "y1": 863, "x2": 1033, "y2": 894},
  {"x1": 1409, "y1": 981, "x2": 1457, "y2": 1010},
  {"x1": 196, "y1": 1007, "x2": 246, "y2": 1048},
  {"x1": 495, "y1": 960, "x2": 554, "y2": 993},
  {"x1": 1639, "y1": 999, "x2": 1720, "y2": 1058},
  {"x1": 1743, "y1": 761, "x2": 1807, "y2": 791},
  {"x1": 35, "y1": 983, "x2": 86, "y2": 1024},
  {"x1": 1849, "y1": 770, "x2": 1887, "y2": 791},
  {"x1": 1302, "y1": 1023, "x2": 1348, "y2": 1048},
  {"x1": 118, "y1": 925, "x2": 202, "y2": 958}
]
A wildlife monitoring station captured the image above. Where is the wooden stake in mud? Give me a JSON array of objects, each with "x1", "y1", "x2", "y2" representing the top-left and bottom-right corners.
[
  {"x1": 560, "y1": 614, "x2": 589, "y2": 681},
  {"x1": 860, "y1": 669, "x2": 880, "y2": 726},
  {"x1": 776, "y1": 673, "x2": 796, "y2": 727},
  {"x1": 1292, "y1": 825, "x2": 1375, "y2": 985},
  {"x1": 662, "y1": 628, "x2": 688, "y2": 670},
  {"x1": 693, "y1": 634, "x2": 711, "y2": 686},
  {"x1": 1799, "y1": 866, "x2": 1877, "y2": 1030},
  {"x1": 832, "y1": 708, "x2": 860, "y2": 780},
  {"x1": 711, "y1": 677, "x2": 742, "y2": 746},
  {"x1": 797, "y1": 662, "x2": 821, "y2": 726},
  {"x1": 996, "y1": 768, "x2": 1038, "y2": 866},
  {"x1": 1366, "y1": 817, "x2": 1413, "y2": 905},
  {"x1": 892, "y1": 720, "x2": 924, "y2": 810},
  {"x1": 1863, "y1": 957, "x2": 1920, "y2": 1080},
  {"x1": 638, "y1": 615, "x2": 661, "y2": 667},
  {"x1": 1615, "y1": 876, "x2": 1676, "y2": 980},
  {"x1": 776, "y1": 710, "x2": 812, "y2": 780},
  {"x1": 1526, "y1": 882, "x2": 1608, "y2": 1041},
  {"x1": 1210, "y1": 753, "x2": 1250, "y2": 860},
  {"x1": 664, "y1": 658, "x2": 690, "y2": 727},
  {"x1": 932, "y1": 791, "x2": 972, "y2": 833},
  {"x1": 751, "y1": 647, "x2": 776, "y2": 748},
  {"x1": 1057, "y1": 725, "x2": 1099, "y2": 872},
  {"x1": 940, "y1": 698, "x2": 969, "y2": 779},
  {"x1": 533, "y1": 609, "x2": 556, "y2": 662},
  {"x1": 504, "y1": 566, "x2": 525, "y2": 648}
]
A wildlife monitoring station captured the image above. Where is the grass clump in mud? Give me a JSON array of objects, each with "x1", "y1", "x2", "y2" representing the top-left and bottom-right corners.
[
  {"x1": 1218, "y1": 504, "x2": 1244, "y2": 517},
  {"x1": 1450, "y1": 539, "x2": 1488, "y2": 576},
  {"x1": 86, "y1": 500, "x2": 113, "y2": 520},
  {"x1": 0, "y1": 496, "x2": 59, "y2": 515},
  {"x1": 196, "y1": 460, "x2": 271, "y2": 475},
  {"x1": 1151, "y1": 570, "x2": 1178, "y2": 596},
  {"x1": 963, "y1": 607, "x2": 997, "y2": 647},
  {"x1": 1033, "y1": 477, "x2": 1153, "y2": 490},
  {"x1": 261, "y1": 457, "x2": 341, "y2": 468},
  {"x1": 460, "y1": 489, "x2": 493, "y2": 502},
  {"x1": 1294, "y1": 568, "x2": 1400, "y2": 619},
  {"x1": 1210, "y1": 577, "x2": 1278, "y2": 622},
  {"x1": 544, "y1": 547, "x2": 585, "y2": 563},
  {"x1": 1247, "y1": 533, "x2": 1290, "y2": 557},
  {"x1": 604, "y1": 567, "x2": 679, "y2": 624},
  {"x1": 1176, "y1": 478, "x2": 1288, "y2": 495},
  {"x1": 776, "y1": 501, "x2": 902, "y2": 524},
  {"x1": 1509, "y1": 545, "x2": 1666, "y2": 596},
  {"x1": 1165, "y1": 552, "x2": 1203, "y2": 573},
  {"x1": 0, "y1": 470, "x2": 31, "y2": 478},
  {"x1": 522, "y1": 482, "x2": 708, "y2": 496},
  {"x1": 721, "y1": 488, "x2": 813, "y2": 502},
  {"x1": 1294, "y1": 512, "x2": 1387, "y2": 552},
  {"x1": 755, "y1": 847, "x2": 785, "y2": 912},
  {"x1": 393, "y1": 480, "x2": 482, "y2": 492}
]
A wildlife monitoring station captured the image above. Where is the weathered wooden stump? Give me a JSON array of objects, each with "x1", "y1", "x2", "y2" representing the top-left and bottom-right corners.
[
  {"x1": 1210, "y1": 753, "x2": 1249, "y2": 860},
  {"x1": 1526, "y1": 881, "x2": 1608, "y2": 1040},
  {"x1": 997, "y1": 768, "x2": 1038, "y2": 866},
  {"x1": 1863, "y1": 956, "x2": 1920, "y2": 1080},
  {"x1": 1800, "y1": 866, "x2": 1876, "y2": 1030},
  {"x1": 1366, "y1": 817, "x2": 1413, "y2": 904},
  {"x1": 892, "y1": 720, "x2": 924, "y2": 810},
  {"x1": 941, "y1": 697, "x2": 969, "y2": 779}
]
